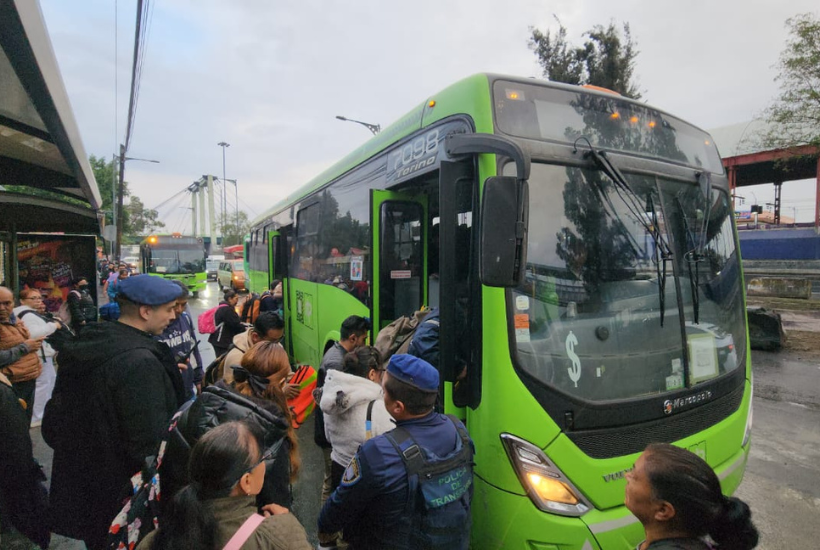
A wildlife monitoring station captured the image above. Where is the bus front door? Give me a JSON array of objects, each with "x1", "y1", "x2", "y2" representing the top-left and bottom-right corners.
[{"x1": 371, "y1": 191, "x2": 428, "y2": 334}]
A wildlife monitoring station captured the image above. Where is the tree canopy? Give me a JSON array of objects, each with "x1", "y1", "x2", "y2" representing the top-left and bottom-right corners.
[
  {"x1": 219, "y1": 210, "x2": 251, "y2": 247},
  {"x1": 762, "y1": 13, "x2": 820, "y2": 150},
  {"x1": 529, "y1": 18, "x2": 642, "y2": 99},
  {"x1": 89, "y1": 154, "x2": 164, "y2": 236}
]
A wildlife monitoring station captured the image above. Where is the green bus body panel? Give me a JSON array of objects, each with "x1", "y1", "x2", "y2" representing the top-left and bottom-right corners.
[
  {"x1": 473, "y1": 475, "x2": 609, "y2": 550},
  {"x1": 142, "y1": 270, "x2": 206, "y2": 293},
  {"x1": 544, "y1": 381, "x2": 752, "y2": 511},
  {"x1": 286, "y1": 278, "x2": 368, "y2": 369},
  {"x1": 247, "y1": 269, "x2": 266, "y2": 295}
]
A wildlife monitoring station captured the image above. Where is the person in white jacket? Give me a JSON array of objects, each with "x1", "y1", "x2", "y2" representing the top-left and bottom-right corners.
[
  {"x1": 319, "y1": 346, "x2": 395, "y2": 493},
  {"x1": 14, "y1": 289, "x2": 60, "y2": 426}
]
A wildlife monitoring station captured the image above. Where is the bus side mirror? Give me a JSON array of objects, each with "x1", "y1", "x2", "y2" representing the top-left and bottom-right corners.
[{"x1": 480, "y1": 176, "x2": 528, "y2": 287}]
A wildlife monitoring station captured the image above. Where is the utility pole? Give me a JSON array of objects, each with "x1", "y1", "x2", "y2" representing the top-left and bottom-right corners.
[{"x1": 115, "y1": 143, "x2": 126, "y2": 260}]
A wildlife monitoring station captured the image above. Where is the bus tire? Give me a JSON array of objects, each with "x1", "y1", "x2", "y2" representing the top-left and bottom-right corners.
[{"x1": 192, "y1": 291, "x2": 199, "y2": 299}]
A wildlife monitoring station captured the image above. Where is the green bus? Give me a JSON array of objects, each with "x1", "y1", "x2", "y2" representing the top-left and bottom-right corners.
[
  {"x1": 139, "y1": 233, "x2": 207, "y2": 297},
  {"x1": 245, "y1": 74, "x2": 752, "y2": 549}
]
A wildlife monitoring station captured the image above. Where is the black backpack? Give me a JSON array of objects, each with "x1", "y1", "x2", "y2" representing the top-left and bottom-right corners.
[
  {"x1": 17, "y1": 310, "x2": 76, "y2": 352},
  {"x1": 384, "y1": 415, "x2": 474, "y2": 550},
  {"x1": 202, "y1": 344, "x2": 235, "y2": 387}
]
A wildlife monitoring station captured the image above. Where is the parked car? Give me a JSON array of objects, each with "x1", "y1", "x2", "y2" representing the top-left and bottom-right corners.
[
  {"x1": 217, "y1": 259, "x2": 246, "y2": 291},
  {"x1": 206, "y1": 257, "x2": 223, "y2": 281},
  {"x1": 121, "y1": 256, "x2": 139, "y2": 274}
]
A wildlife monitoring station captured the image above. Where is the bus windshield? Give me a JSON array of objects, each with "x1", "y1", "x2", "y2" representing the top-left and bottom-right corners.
[
  {"x1": 493, "y1": 80, "x2": 724, "y2": 174},
  {"x1": 509, "y1": 162, "x2": 746, "y2": 402},
  {"x1": 149, "y1": 248, "x2": 206, "y2": 274}
]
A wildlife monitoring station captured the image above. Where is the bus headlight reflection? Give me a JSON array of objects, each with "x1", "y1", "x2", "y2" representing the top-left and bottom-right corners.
[{"x1": 501, "y1": 433, "x2": 591, "y2": 516}]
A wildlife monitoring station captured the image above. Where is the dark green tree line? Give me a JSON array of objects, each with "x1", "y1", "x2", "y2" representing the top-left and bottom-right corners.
[{"x1": 529, "y1": 17, "x2": 642, "y2": 99}]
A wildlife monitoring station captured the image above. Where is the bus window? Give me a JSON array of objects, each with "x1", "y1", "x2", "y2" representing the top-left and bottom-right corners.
[
  {"x1": 379, "y1": 201, "x2": 424, "y2": 325},
  {"x1": 292, "y1": 203, "x2": 321, "y2": 280}
]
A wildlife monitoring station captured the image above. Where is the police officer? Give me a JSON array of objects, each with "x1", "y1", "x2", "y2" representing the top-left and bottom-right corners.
[
  {"x1": 318, "y1": 354, "x2": 474, "y2": 550},
  {"x1": 44, "y1": 274, "x2": 186, "y2": 550}
]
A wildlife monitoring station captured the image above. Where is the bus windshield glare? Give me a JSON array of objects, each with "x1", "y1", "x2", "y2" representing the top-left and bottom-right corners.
[
  {"x1": 508, "y1": 162, "x2": 746, "y2": 402},
  {"x1": 493, "y1": 80, "x2": 724, "y2": 174},
  {"x1": 149, "y1": 248, "x2": 206, "y2": 274}
]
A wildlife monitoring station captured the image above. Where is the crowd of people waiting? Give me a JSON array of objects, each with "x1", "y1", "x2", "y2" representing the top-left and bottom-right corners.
[{"x1": 0, "y1": 272, "x2": 760, "y2": 550}]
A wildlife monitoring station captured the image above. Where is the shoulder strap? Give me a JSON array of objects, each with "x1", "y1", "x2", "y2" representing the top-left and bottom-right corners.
[
  {"x1": 222, "y1": 513, "x2": 264, "y2": 550},
  {"x1": 385, "y1": 426, "x2": 427, "y2": 476},
  {"x1": 365, "y1": 399, "x2": 376, "y2": 440}
]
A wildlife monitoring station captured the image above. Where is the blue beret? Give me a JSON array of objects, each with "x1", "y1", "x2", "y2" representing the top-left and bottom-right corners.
[
  {"x1": 117, "y1": 275, "x2": 183, "y2": 305},
  {"x1": 387, "y1": 354, "x2": 439, "y2": 392}
]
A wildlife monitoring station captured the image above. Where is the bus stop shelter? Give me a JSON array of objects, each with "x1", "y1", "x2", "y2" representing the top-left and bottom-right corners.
[{"x1": 0, "y1": 0, "x2": 101, "y2": 287}]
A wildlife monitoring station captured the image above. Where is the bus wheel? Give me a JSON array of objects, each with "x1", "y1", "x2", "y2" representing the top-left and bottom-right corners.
[{"x1": 192, "y1": 291, "x2": 199, "y2": 299}]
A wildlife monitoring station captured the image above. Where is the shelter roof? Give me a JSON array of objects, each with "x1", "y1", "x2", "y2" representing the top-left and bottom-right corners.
[{"x1": 0, "y1": 0, "x2": 101, "y2": 231}]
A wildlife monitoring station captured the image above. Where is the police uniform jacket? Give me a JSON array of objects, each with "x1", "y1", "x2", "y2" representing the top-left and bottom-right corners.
[
  {"x1": 43, "y1": 321, "x2": 186, "y2": 549},
  {"x1": 318, "y1": 410, "x2": 469, "y2": 550}
]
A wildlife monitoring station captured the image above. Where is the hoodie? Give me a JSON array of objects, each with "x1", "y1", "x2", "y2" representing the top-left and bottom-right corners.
[
  {"x1": 43, "y1": 321, "x2": 186, "y2": 547},
  {"x1": 320, "y1": 369, "x2": 395, "y2": 467}
]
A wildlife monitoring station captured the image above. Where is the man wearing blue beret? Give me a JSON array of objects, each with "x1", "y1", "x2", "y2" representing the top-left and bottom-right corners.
[
  {"x1": 318, "y1": 354, "x2": 474, "y2": 550},
  {"x1": 43, "y1": 275, "x2": 186, "y2": 550}
]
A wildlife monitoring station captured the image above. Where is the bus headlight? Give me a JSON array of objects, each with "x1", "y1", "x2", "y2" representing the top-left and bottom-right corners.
[{"x1": 500, "y1": 433, "x2": 591, "y2": 516}]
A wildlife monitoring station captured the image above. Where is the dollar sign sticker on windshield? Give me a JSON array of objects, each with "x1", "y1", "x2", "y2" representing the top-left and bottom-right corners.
[{"x1": 566, "y1": 331, "x2": 581, "y2": 388}]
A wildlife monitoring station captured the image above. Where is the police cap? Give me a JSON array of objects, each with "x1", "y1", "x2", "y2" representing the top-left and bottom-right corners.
[
  {"x1": 118, "y1": 274, "x2": 183, "y2": 305},
  {"x1": 387, "y1": 354, "x2": 439, "y2": 392}
]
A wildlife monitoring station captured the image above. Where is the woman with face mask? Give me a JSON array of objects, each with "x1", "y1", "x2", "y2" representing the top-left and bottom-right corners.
[{"x1": 66, "y1": 277, "x2": 97, "y2": 333}]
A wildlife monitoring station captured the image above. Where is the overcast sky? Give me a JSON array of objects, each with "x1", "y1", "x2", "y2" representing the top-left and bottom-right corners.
[{"x1": 39, "y1": 0, "x2": 819, "y2": 227}]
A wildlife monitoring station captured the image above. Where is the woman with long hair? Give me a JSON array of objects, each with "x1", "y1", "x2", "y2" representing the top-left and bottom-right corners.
[
  {"x1": 626, "y1": 443, "x2": 759, "y2": 550},
  {"x1": 231, "y1": 341, "x2": 300, "y2": 481},
  {"x1": 160, "y1": 341, "x2": 299, "y2": 512},
  {"x1": 140, "y1": 421, "x2": 310, "y2": 550}
]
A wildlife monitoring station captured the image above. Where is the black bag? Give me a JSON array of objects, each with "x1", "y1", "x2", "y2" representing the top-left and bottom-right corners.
[
  {"x1": 107, "y1": 401, "x2": 192, "y2": 550},
  {"x1": 202, "y1": 344, "x2": 235, "y2": 387},
  {"x1": 17, "y1": 310, "x2": 76, "y2": 352}
]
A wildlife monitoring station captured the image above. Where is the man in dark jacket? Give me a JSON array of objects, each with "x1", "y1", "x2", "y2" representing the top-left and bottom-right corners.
[
  {"x1": 43, "y1": 274, "x2": 186, "y2": 550},
  {"x1": 0, "y1": 371, "x2": 50, "y2": 549},
  {"x1": 66, "y1": 276, "x2": 97, "y2": 333}
]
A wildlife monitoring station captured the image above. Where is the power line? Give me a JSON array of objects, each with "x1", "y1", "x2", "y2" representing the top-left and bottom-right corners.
[{"x1": 150, "y1": 188, "x2": 189, "y2": 211}]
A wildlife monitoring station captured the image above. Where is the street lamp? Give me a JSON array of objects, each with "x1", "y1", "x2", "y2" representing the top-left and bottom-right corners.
[
  {"x1": 218, "y1": 142, "x2": 230, "y2": 242},
  {"x1": 336, "y1": 115, "x2": 380, "y2": 135},
  {"x1": 115, "y1": 146, "x2": 160, "y2": 260}
]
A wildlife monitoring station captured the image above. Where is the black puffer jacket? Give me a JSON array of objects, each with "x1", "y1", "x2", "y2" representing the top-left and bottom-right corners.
[{"x1": 159, "y1": 381, "x2": 293, "y2": 509}]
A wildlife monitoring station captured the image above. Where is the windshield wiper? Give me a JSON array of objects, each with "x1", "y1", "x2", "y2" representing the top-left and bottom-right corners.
[
  {"x1": 576, "y1": 138, "x2": 674, "y2": 326},
  {"x1": 676, "y1": 173, "x2": 712, "y2": 325}
]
